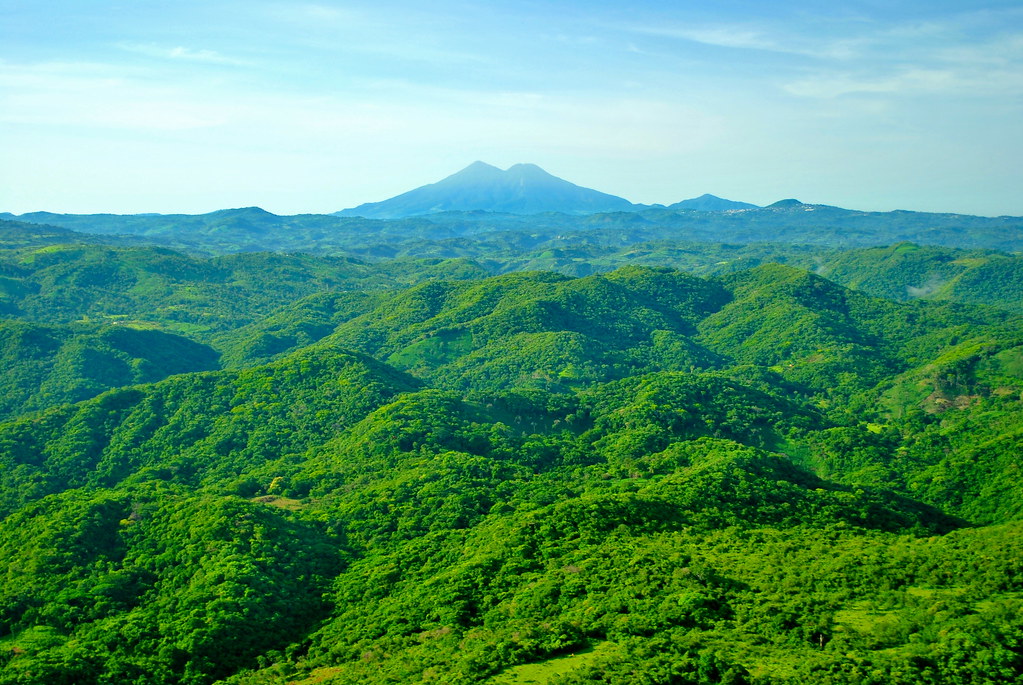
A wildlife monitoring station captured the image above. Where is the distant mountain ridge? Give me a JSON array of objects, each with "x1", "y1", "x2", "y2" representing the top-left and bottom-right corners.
[
  {"x1": 669, "y1": 193, "x2": 759, "y2": 211},
  {"x1": 335, "y1": 162, "x2": 770, "y2": 218},
  {"x1": 336, "y1": 161, "x2": 638, "y2": 218},
  {"x1": 5, "y1": 164, "x2": 1023, "y2": 253}
]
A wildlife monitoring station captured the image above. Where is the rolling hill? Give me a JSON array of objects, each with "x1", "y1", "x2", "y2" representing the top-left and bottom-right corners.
[
  {"x1": 2, "y1": 197, "x2": 1023, "y2": 685},
  {"x1": 1, "y1": 264, "x2": 1022, "y2": 683}
]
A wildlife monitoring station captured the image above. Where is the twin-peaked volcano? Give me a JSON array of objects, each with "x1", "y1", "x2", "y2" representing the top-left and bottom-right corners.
[{"x1": 336, "y1": 161, "x2": 638, "y2": 218}]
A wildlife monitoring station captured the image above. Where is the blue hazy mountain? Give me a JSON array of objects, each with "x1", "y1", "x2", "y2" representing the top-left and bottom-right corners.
[
  {"x1": 767, "y1": 198, "x2": 807, "y2": 208},
  {"x1": 669, "y1": 193, "x2": 760, "y2": 211},
  {"x1": 336, "y1": 161, "x2": 639, "y2": 218}
]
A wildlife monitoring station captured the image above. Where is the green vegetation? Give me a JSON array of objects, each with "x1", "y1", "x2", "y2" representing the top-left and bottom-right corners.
[
  {"x1": 0, "y1": 488, "x2": 340, "y2": 684},
  {"x1": 0, "y1": 320, "x2": 219, "y2": 421},
  {"x1": 0, "y1": 238, "x2": 488, "y2": 344},
  {"x1": 1, "y1": 234, "x2": 1022, "y2": 684}
]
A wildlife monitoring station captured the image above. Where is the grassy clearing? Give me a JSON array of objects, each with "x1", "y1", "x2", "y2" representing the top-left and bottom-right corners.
[
  {"x1": 251, "y1": 495, "x2": 306, "y2": 511},
  {"x1": 488, "y1": 643, "x2": 618, "y2": 684}
]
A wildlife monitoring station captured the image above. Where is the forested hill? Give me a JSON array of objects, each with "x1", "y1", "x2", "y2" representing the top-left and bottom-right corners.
[
  {"x1": 0, "y1": 240, "x2": 487, "y2": 340},
  {"x1": 221, "y1": 263, "x2": 1013, "y2": 399},
  {"x1": 1, "y1": 262, "x2": 1022, "y2": 684},
  {"x1": 6, "y1": 198, "x2": 1023, "y2": 254},
  {"x1": 0, "y1": 320, "x2": 219, "y2": 422}
]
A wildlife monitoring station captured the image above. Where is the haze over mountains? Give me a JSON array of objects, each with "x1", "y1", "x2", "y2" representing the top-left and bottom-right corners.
[
  {"x1": 335, "y1": 161, "x2": 755, "y2": 218},
  {"x1": 3, "y1": 162, "x2": 1023, "y2": 256},
  {"x1": 670, "y1": 193, "x2": 759, "y2": 211}
]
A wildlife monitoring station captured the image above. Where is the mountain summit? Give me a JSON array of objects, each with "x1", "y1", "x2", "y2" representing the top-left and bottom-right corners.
[{"x1": 337, "y1": 162, "x2": 637, "y2": 218}]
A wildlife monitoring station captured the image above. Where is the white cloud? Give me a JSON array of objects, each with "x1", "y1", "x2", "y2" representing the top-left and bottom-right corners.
[
  {"x1": 934, "y1": 32, "x2": 1023, "y2": 66},
  {"x1": 621, "y1": 14, "x2": 1023, "y2": 101},
  {"x1": 784, "y1": 66, "x2": 1023, "y2": 99},
  {"x1": 622, "y1": 10, "x2": 1023, "y2": 71},
  {"x1": 626, "y1": 23, "x2": 777, "y2": 51},
  {"x1": 0, "y1": 56, "x2": 723, "y2": 156},
  {"x1": 662, "y1": 26, "x2": 774, "y2": 51},
  {"x1": 117, "y1": 43, "x2": 252, "y2": 66},
  {"x1": 622, "y1": 21, "x2": 865, "y2": 60}
]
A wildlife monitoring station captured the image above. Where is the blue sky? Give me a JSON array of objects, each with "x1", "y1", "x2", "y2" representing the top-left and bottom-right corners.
[{"x1": 2, "y1": 1, "x2": 1022, "y2": 215}]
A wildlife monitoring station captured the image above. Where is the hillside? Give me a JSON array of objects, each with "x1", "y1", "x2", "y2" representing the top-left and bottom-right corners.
[
  {"x1": 0, "y1": 242, "x2": 489, "y2": 342},
  {"x1": 229, "y1": 264, "x2": 1008, "y2": 400},
  {"x1": 1, "y1": 264, "x2": 1022, "y2": 683},
  {"x1": 0, "y1": 320, "x2": 219, "y2": 421}
]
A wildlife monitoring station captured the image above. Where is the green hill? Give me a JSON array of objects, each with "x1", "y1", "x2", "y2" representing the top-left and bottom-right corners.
[
  {"x1": 0, "y1": 346, "x2": 420, "y2": 517},
  {"x1": 0, "y1": 264, "x2": 1021, "y2": 684},
  {"x1": 0, "y1": 320, "x2": 219, "y2": 421},
  {"x1": 808, "y1": 242, "x2": 1023, "y2": 313},
  {"x1": 0, "y1": 243, "x2": 490, "y2": 343},
  {"x1": 317, "y1": 267, "x2": 728, "y2": 391}
]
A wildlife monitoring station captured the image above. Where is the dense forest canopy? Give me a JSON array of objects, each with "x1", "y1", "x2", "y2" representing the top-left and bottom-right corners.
[{"x1": 0, "y1": 211, "x2": 1021, "y2": 684}]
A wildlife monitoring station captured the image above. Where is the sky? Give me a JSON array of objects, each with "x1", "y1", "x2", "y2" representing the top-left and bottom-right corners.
[{"x1": 2, "y1": 0, "x2": 1022, "y2": 216}]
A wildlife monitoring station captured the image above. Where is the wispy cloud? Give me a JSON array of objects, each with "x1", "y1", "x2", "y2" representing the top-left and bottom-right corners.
[
  {"x1": 785, "y1": 69, "x2": 955, "y2": 98},
  {"x1": 934, "y1": 31, "x2": 1023, "y2": 66},
  {"x1": 0, "y1": 56, "x2": 721, "y2": 157},
  {"x1": 622, "y1": 22, "x2": 864, "y2": 60},
  {"x1": 617, "y1": 12, "x2": 1023, "y2": 101},
  {"x1": 631, "y1": 25, "x2": 775, "y2": 51},
  {"x1": 118, "y1": 43, "x2": 251, "y2": 66},
  {"x1": 622, "y1": 8, "x2": 1023, "y2": 69},
  {"x1": 784, "y1": 66, "x2": 1023, "y2": 99},
  {"x1": 782, "y1": 26, "x2": 1023, "y2": 99}
]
